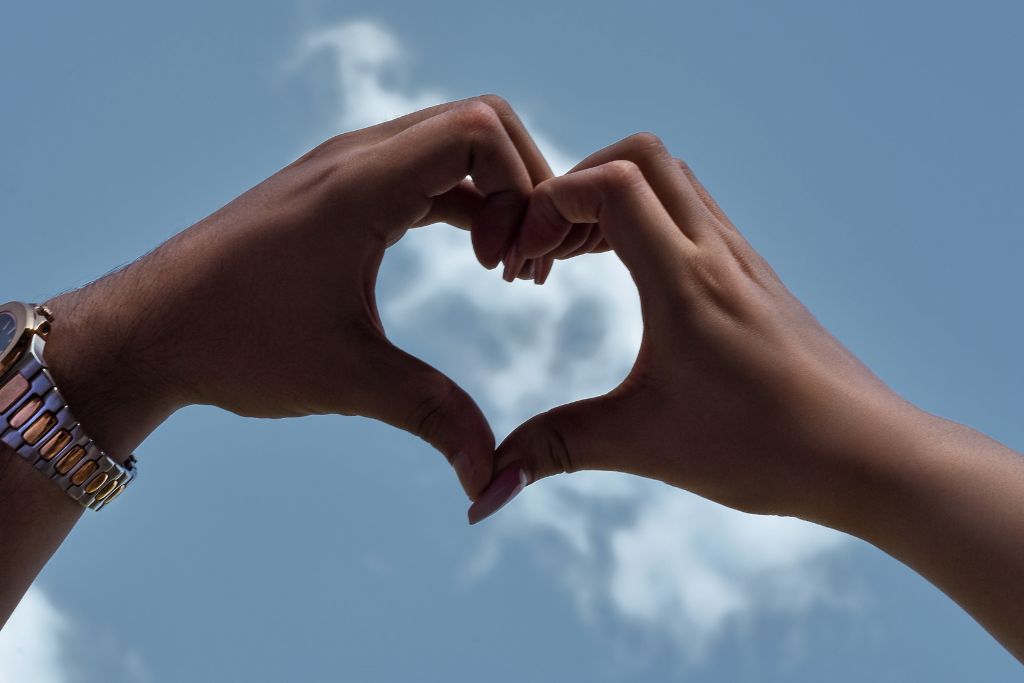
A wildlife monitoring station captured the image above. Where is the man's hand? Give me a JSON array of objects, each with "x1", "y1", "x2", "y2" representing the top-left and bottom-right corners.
[{"x1": 42, "y1": 95, "x2": 553, "y2": 500}]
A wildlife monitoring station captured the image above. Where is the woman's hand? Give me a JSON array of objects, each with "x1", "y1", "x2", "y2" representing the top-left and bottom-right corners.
[
  {"x1": 474, "y1": 132, "x2": 912, "y2": 523},
  {"x1": 43, "y1": 95, "x2": 553, "y2": 500},
  {"x1": 473, "y1": 133, "x2": 1024, "y2": 663}
]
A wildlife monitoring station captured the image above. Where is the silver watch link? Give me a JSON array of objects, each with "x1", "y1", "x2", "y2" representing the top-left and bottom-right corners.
[{"x1": 0, "y1": 301, "x2": 136, "y2": 510}]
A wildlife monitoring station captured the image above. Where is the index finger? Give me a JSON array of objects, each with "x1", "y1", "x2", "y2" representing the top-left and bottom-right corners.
[
  {"x1": 371, "y1": 95, "x2": 554, "y2": 186},
  {"x1": 377, "y1": 100, "x2": 541, "y2": 270},
  {"x1": 379, "y1": 96, "x2": 554, "y2": 271}
]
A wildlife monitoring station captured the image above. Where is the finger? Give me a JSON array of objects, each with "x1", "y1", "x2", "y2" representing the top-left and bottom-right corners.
[
  {"x1": 476, "y1": 94, "x2": 554, "y2": 186},
  {"x1": 369, "y1": 95, "x2": 555, "y2": 266},
  {"x1": 515, "y1": 160, "x2": 692, "y2": 292},
  {"x1": 370, "y1": 95, "x2": 554, "y2": 186},
  {"x1": 534, "y1": 255, "x2": 555, "y2": 285},
  {"x1": 411, "y1": 183, "x2": 544, "y2": 284},
  {"x1": 378, "y1": 101, "x2": 535, "y2": 270},
  {"x1": 550, "y1": 223, "x2": 595, "y2": 259},
  {"x1": 358, "y1": 339, "x2": 496, "y2": 501},
  {"x1": 413, "y1": 179, "x2": 484, "y2": 230},
  {"x1": 561, "y1": 226, "x2": 603, "y2": 259},
  {"x1": 517, "y1": 259, "x2": 536, "y2": 280},
  {"x1": 468, "y1": 393, "x2": 640, "y2": 524},
  {"x1": 508, "y1": 133, "x2": 719, "y2": 264},
  {"x1": 565, "y1": 133, "x2": 720, "y2": 244}
]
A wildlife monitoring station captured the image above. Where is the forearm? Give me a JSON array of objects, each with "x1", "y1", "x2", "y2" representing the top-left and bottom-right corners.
[
  {"x1": 484, "y1": 131, "x2": 1024, "y2": 661},
  {"x1": 0, "y1": 443, "x2": 83, "y2": 628},
  {"x1": 827, "y1": 409, "x2": 1024, "y2": 661},
  {"x1": 42, "y1": 283, "x2": 178, "y2": 459},
  {"x1": 0, "y1": 287, "x2": 170, "y2": 628}
]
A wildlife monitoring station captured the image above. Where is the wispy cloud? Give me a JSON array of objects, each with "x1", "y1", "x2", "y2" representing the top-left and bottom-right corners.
[
  {"x1": 298, "y1": 19, "x2": 849, "y2": 659},
  {"x1": 0, "y1": 586, "x2": 71, "y2": 683},
  {"x1": 0, "y1": 585, "x2": 155, "y2": 683}
]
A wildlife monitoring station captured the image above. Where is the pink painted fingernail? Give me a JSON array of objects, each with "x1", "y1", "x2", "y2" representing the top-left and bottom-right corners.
[{"x1": 467, "y1": 464, "x2": 528, "y2": 525}]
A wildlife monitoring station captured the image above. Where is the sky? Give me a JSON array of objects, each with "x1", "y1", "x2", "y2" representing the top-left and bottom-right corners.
[{"x1": 1, "y1": 1, "x2": 1022, "y2": 681}]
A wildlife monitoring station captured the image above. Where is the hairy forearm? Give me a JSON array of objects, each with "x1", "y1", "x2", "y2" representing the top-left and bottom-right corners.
[
  {"x1": 42, "y1": 275, "x2": 183, "y2": 460},
  {"x1": 0, "y1": 288, "x2": 169, "y2": 628},
  {"x1": 830, "y1": 411, "x2": 1024, "y2": 661}
]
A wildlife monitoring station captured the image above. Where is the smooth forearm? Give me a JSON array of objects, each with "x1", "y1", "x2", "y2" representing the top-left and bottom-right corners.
[
  {"x1": 482, "y1": 131, "x2": 1024, "y2": 663},
  {"x1": 824, "y1": 410, "x2": 1024, "y2": 661},
  {"x1": 0, "y1": 443, "x2": 84, "y2": 627}
]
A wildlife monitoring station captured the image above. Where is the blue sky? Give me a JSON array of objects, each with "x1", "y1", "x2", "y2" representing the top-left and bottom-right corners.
[{"x1": 1, "y1": 1, "x2": 1022, "y2": 681}]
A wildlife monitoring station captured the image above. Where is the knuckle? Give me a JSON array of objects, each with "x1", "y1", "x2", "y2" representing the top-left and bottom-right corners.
[
  {"x1": 534, "y1": 175, "x2": 559, "y2": 197},
  {"x1": 687, "y1": 248, "x2": 758, "y2": 319},
  {"x1": 454, "y1": 100, "x2": 503, "y2": 136},
  {"x1": 626, "y1": 131, "x2": 669, "y2": 158},
  {"x1": 296, "y1": 134, "x2": 349, "y2": 165},
  {"x1": 530, "y1": 180, "x2": 570, "y2": 235},
  {"x1": 533, "y1": 176, "x2": 562, "y2": 206},
  {"x1": 552, "y1": 223, "x2": 592, "y2": 258},
  {"x1": 409, "y1": 379, "x2": 460, "y2": 444},
  {"x1": 323, "y1": 132, "x2": 349, "y2": 147},
  {"x1": 533, "y1": 415, "x2": 577, "y2": 475},
  {"x1": 599, "y1": 159, "x2": 644, "y2": 193},
  {"x1": 475, "y1": 93, "x2": 513, "y2": 116}
]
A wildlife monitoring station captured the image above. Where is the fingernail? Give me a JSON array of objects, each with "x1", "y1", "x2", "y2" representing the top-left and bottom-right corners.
[
  {"x1": 502, "y1": 244, "x2": 521, "y2": 282},
  {"x1": 535, "y1": 258, "x2": 553, "y2": 285},
  {"x1": 467, "y1": 464, "x2": 528, "y2": 525},
  {"x1": 517, "y1": 259, "x2": 535, "y2": 280},
  {"x1": 451, "y1": 451, "x2": 476, "y2": 501}
]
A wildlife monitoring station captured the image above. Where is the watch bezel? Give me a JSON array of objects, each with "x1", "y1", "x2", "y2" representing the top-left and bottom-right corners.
[{"x1": 0, "y1": 301, "x2": 33, "y2": 378}]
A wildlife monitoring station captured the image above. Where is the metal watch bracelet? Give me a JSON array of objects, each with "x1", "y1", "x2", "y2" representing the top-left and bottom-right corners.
[{"x1": 0, "y1": 304, "x2": 136, "y2": 510}]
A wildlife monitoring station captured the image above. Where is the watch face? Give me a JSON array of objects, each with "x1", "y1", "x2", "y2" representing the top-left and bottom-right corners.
[{"x1": 0, "y1": 312, "x2": 17, "y2": 356}]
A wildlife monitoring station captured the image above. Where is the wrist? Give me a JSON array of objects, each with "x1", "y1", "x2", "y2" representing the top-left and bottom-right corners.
[
  {"x1": 791, "y1": 395, "x2": 942, "y2": 540},
  {"x1": 42, "y1": 286, "x2": 181, "y2": 460}
]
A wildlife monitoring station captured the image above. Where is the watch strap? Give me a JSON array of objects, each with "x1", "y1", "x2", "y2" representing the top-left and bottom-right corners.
[{"x1": 0, "y1": 332, "x2": 136, "y2": 510}]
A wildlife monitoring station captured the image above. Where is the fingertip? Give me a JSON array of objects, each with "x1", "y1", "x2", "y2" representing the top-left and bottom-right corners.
[
  {"x1": 473, "y1": 234, "x2": 505, "y2": 272},
  {"x1": 467, "y1": 463, "x2": 529, "y2": 525},
  {"x1": 478, "y1": 253, "x2": 501, "y2": 271},
  {"x1": 451, "y1": 451, "x2": 477, "y2": 501},
  {"x1": 502, "y1": 243, "x2": 528, "y2": 282},
  {"x1": 472, "y1": 191, "x2": 529, "y2": 275},
  {"x1": 516, "y1": 259, "x2": 536, "y2": 280},
  {"x1": 534, "y1": 257, "x2": 554, "y2": 284}
]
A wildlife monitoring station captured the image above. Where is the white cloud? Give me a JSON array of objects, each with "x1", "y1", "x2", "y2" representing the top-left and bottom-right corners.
[
  {"x1": 0, "y1": 586, "x2": 70, "y2": 683},
  {"x1": 297, "y1": 20, "x2": 446, "y2": 132},
  {"x1": 0, "y1": 584, "x2": 154, "y2": 683},
  {"x1": 299, "y1": 19, "x2": 849, "y2": 659}
]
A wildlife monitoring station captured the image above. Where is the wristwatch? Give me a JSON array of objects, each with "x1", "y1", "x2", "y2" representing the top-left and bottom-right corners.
[{"x1": 0, "y1": 301, "x2": 136, "y2": 510}]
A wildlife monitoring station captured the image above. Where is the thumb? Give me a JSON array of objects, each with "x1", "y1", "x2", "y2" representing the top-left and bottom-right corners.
[
  {"x1": 358, "y1": 340, "x2": 495, "y2": 501},
  {"x1": 467, "y1": 392, "x2": 639, "y2": 525}
]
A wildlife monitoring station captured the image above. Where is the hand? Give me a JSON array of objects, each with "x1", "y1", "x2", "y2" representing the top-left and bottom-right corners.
[
  {"x1": 470, "y1": 133, "x2": 918, "y2": 525},
  {"x1": 42, "y1": 95, "x2": 553, "y2": 500},
  {"x1": 470, "y1": 133, "x2": 1024, "y2": 664}
]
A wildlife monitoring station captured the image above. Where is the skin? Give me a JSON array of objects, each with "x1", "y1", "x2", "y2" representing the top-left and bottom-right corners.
[
  {"x1": 470, "y1": 133, "x2": 1024, "y2": 663},
  {"x1": 0, "y1": 95, "x2": 554, "y2": 628},
  {"x1": 0, "y1": 106, "x2": 1021, "y2": 666}
]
